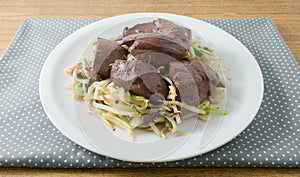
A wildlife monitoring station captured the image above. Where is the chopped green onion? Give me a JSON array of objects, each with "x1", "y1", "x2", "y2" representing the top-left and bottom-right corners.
[
  {"x1": 197, "y1": 100, "x2": 208, "y2": 108},
  {"x1": 193, "y1": 47, "x2": 214, "y2": 57},
  {"x1": 76, "y1": 83, "x2": 82, "y2": 89},
  {"x1": 168, "y1": 122, "x2": 173, "y2": 128},
  {"x1": 193, "y1": 47, "x2": 203, "y2": 57},
  {"x1": 76, "y1": 83, "x2": 83, "y2": 93},
  {"x1": 162, "y1": 112, "x2": 168, "y2": 116},
  {"x1": 127, "y1": 91, "x2": 132, "y2": 103},
  {"x1": 84, "y1": 58, "x2": 90, "y2": 67},
  {"x1": 131, "y1": 105, "x2": 141, "y2": 114},
  {"x1": 205, "y1": 107, "x2": 227, "y2": 115}
]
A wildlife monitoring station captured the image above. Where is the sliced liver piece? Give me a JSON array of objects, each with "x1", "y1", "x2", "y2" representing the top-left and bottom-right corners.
[
  {"x1": 110, "y1": 60, "x2": 168, "y2": 100},
  {"x1": 123, "y1": 18, "x2": 191, "y2": 49},
  {"x1": 169, "y1": 59, "x2": 221, "y2": 106},
  {"x1": 87, "y1": 38, "x2": 128, "y2": 87},
  {"x1": 134, "y1": 51, "x2": 180, "y2": 74},
  {"x1": 121, "y1": 18, "x2": 192, "y2": 60}
]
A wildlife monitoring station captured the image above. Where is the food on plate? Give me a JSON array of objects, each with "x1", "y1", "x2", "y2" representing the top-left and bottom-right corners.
[
  {"x1": 66, "y1": 18, "x2": 229, "y2": 137},
  {"x1": 87, "y1": 38, "x2": 128, "y2": 87},
  {"x1": 121, "y1": 18, "x2": 191, "y2": 59},
  {"x1": 110, "y1": 59, "x2": 168, "y2": 100}
]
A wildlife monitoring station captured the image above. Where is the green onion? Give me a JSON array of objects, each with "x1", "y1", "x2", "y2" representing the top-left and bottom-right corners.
[
  {"x1": 127, "y1": 91, "x2": 132, "y2": 103},
  {"x1": 193, "y1": 47, "x2": 203, "y2": 57},
  {"x1": 168, "y1": 122, "x2": 173, "y2": 128},
  {"x1": 77, "y1": 83, "x2": 82, "y2": 89},
  {"x1": 84, "y1": 58, "x2": 90, "y2": 67},
  {"x1": 76, "y1": 83, "x2": 83, "y2": 92},
  {"x1": 131, "y1": 105, "x2": 141, "y2": 115},
  {"x1": 162, "y1": 112, "x2": 168, "y2": 116},
  {"x1": 205, "y1": 107, "x2": 227, "y2": 115},
  {"x1": 197, "y1": 100, "x2": 208, "y2": 108},
  {"x1": 193, "y1": 47, "x2": 214, "y2": 57}
]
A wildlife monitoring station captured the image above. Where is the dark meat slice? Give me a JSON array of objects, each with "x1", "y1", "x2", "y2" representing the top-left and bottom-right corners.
[
  {"x1": 171, "y1": 72, "x2": 201, "y2": 107},
  {"x1": 169, "y1": 59, "x2": 221, "y2": 106},
  {"x1": 93, "y1": 38, "x2": 128, "y2": 78},
  {"x1": 110, "y1": 60, "x2": 168, "y2": 100},
  {"x1": 189, "y1": 59, "x2": 221, "y2": 88},
  {"x1": 87, "y1": 38, "x2": 128, "y2": 87},
  {"x1": 121, "y1": 18, "x2": 192, "y2": 59},
  {"x1": 134, "y1": 51, "x2": 179, "y2": 74},
  {"x1": 123, "y1": 18, "x2": 192, "y2": 49},
  {"x1": 124, "y1": 35, "x2": 189, "y2": 60}
]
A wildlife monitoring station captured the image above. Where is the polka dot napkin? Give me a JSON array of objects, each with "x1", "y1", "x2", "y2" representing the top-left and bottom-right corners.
[{"x1": 0, "y1": 18, "x2": 299, "y2": 168}]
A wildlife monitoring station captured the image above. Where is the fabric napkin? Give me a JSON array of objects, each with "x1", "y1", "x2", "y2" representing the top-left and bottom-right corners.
[{"x1": 0, "y1": 18, "x2": 299, "y2": 168}]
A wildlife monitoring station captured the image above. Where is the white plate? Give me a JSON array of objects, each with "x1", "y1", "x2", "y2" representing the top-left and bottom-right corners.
[{"x1": 39, "y1": 12, "x2": 264, "y2": 162}]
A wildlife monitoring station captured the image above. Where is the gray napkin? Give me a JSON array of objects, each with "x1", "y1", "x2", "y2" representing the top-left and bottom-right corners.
[{"x1": 0, "y1": 18, "x2": 299, "y2": 168}]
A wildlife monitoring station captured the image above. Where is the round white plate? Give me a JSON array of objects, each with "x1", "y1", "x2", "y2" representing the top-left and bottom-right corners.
[{"x1": 39, "y1": 12, "x2": 264, "y2": 162}]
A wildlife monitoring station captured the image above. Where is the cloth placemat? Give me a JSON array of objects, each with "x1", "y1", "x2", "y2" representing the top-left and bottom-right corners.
[{"x1": 0, "y1": 18, "x2": 299, "y2": 168}]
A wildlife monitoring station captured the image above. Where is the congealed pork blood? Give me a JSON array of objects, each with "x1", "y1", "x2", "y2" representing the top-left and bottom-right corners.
[
  {"x1": 121, "y1": 18, "x2": 192, "y2": 59},
  {"x1": 134, "y1": 51, "x2": 179, "y2": 74},
  {"x1": 123, "y1": 18, "x2": 191, "y2": 47},
  {"x1": 169, "y1": 59, "x2": 221, "y2": 106},
  {"x1": 123, "y1": 35, "x2": 190, "y2": 60},
  {"x1": 87, "y1": 38, "x2": 128, "y2": 87},
  {"x1": 110, "y1": 60, "x2": 168, "y2": 101}
]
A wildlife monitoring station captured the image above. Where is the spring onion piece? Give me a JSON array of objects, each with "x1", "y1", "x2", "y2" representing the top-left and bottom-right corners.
[
  {"x1": 205, "y1": 107, "x2": 228, "y2": 115},
  {"x1": 197, "y1": 100, "x2": 209, "y2": 108},
  {"x1": 193, "y1": 47, "x2": 215, "y2": 57},
  {"x1": 127, "y1": 91, "x2": 132, "y2": 103},
  {"x1": 76, "y1": 83, "x2": 82, "y2": 90},
  {"x1": 84, "y1": 58, "x2": 90, "y2": 68},
  {"x1": 193, "y1": 47, "x2": 203, "y2": 57},
  {"x1": 165, "y1": 116, "x2": 177, "y2": 133},
  {"x1": 167, "y1": 121, "x2": 173, "y2": 128},
  {"x1": 131, "y1": 105, "x2": 141, "y2": 115}
]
